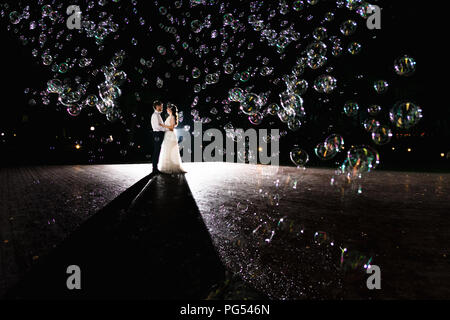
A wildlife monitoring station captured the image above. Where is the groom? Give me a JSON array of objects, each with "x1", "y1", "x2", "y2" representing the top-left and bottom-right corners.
[{"x1": 151, "y1": 100, "x2": 167, "y2": 174}]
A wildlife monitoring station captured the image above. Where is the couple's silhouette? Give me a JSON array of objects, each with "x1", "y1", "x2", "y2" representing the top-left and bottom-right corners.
[{"x1": 151, "y1": 100, "x2": 186, "y2": 175}]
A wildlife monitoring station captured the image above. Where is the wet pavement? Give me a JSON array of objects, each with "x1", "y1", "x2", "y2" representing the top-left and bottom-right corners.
[
  {"x1": 183, "y1": 163, "x2": 450, "y2": 299},
  {"x1": 1, "y1": 163, "x2": 449, "y2": 299},
  {"x1": 0, "y1": 164, "x2": 147, "y2": 297},
  {"x1": 2, "y1": 165, "x2": 262, "y2": 299}
]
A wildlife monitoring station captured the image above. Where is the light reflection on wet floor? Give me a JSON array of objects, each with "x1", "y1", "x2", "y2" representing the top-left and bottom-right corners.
[
  {"x1": 184, "y1": 162, "x2": 450, "y2": 299},
  {"x1": 1, "y1": 163, "x2": 449, "y2": 299}
]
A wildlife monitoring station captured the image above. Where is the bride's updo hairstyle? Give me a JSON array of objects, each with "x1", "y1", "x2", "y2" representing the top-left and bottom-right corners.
[{"x1": 168, "y1": 103, "x2": 179, "y2": 126}]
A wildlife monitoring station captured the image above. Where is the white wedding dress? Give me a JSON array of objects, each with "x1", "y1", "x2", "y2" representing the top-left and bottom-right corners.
[{"x1": 158, "y1": 115, "x2": 186, "y2": 174}]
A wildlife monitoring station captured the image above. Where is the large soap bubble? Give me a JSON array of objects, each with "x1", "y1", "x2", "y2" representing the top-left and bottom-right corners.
[{"x1": 389, "y1": 101, "x2": 423, "y2": 130}]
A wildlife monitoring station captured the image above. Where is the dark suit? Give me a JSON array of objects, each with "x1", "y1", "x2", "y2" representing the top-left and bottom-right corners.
[{"x1": 152, "y1": 131, "x2": 165, "y2": 172}]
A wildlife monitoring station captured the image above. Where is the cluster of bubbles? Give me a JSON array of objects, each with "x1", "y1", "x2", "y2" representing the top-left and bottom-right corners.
[{"x1": 1, "y1": 1, "x2": 420, "y2": 173}]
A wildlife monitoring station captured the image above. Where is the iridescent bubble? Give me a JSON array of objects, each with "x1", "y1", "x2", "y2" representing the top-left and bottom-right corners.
[
  {"x1": 324, "y1": 12, "x2": 335, "y2": 22},
  {"x1": 371, "y1": 125, "x2": 393, "y2": 145},
  {"x1": 58, "y1": 63, "x2": 69, "y2": 74},
  {"x1": 67, "y1": 104, "x2": 82, "y2": 117},
  {"x1": 79, "y1": 57, "x2": 92, "y2": 68},
  {"x1": 279, "y1": 92, "x2": 304, "y2": 117},
  {"x1": 293, "y1": 79, "x2": 308, "y2": 95},
  {"x1": 313, "y1": 75, "x2": 337, "y2": 93},
  {"x1": 249, "y1": 112, "x2": 263, "y2": 125},
  {"x1": 307, "y1": 54, "x2": 327, "y2": 69},
  {"x1": 313, "y1": 27, "x2": 328, "y2": 41},
  {"x1": 9, "y1": 11, "x2": 21, "y2": 24},
  {"x1": 373, "y1": 80, "x2": 389, "y2": 94},
  {"x1": 85, "y1": 94, "x2": 98, "y2": 107},
  {"x1": 340, "y1": 20, "x2": 357, "y2": 36},
  {"x1": 98, "y1": 82, "x2": 121, "y2": 101},
  {"x1": 347, "y1": 42, "x2": 362, "y2": 55},
  {"x1": 96, "y1": 102, "x2": 109, "y2": 114},
  {"x1": 47, "y1": 79, "x2": 63, "y2": 94},
  {"x1": 347, "y1": 146, "x2": 380, "y2": 173},
  {"x1": 315, "y1": 142, "x2": 338, "y2": 160},
  {"x1": 241, "y1": 93, "x2": 262, "y2": 115},
  {"x1": 223, "y1": 13, "x2": 234, "y2": 26},
  {"x1": 368, "y1": 104, "x2": 382, "y2": 116},
  {"x1": 224, "y1": 63, "x2": 234, "y2": 74},
  {"x1": 325, "y1": 134, "x2": 345, "y2": 151},
  {"x1": 306, "y1": 41, "x2": 327, "y2": 57},
  {"x1": 260, "y1": 66, "x2": 273, "y2": 76},
  {"x1": 292, "y1": 63, "x2": 305, "y2": 77},
  {"x1": 331, "y1": 41, "x2": 344, "y2": 56},
  {"x1": 389, "y1": 101, "x2": 423, "y2": 129},
  {"x1": 192, "y1": 67, "x2": 201, "y2": 78},
  {"x1": 42, "y1": 54, "x2": 53, "y2": 66},
  {"x1": 59, "y1": 88, "x2": 82, "y2": 106},
  {"x1": 229, "y1": 88, "x2": 244, "y2": 102},
  {"x1": 287, "y1": 117, "x2": 302, "y2": 131},
  {"x1": 394, "y1": 55, "x2": 417, "y2": 76},
  {"x1": 363, "y1": 119, "x2": 380, "y2": 132},
  {"x1": 290, "y1": 147, "x2": 309, "y2": 167},
  {"x1": 190, "y1": 19, "x2": 203, "y2": 33},
  {"x1": 205, "y1": 72, "x2": 220, "y2": 85},
  {"x1": 343, "y1": 101, "x2": 359, "y2": 117},
  {"x1": 266, "y1": 103, "x2": 280, "y2": 116},
  {"x1": 157, "y1": 45, "x2": 166, "y2": 55},
  {"x1": 292, "y1": 0, "x2": 305, "y2": 11},
  {"x1": 240, "y1": 71, "x2": 250, "y2": 82}
]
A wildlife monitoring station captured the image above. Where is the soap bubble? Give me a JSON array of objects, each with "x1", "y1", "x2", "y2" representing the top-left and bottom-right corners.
[
  {"x1": 313, "y1": 75, "x2": 337, "y2": 93},
  {"x1": 229, "y1": 88, "x2": 244, "y2": 102},
  {"x1": 389, "y1": 101, "x2": 423, "y2": 129},
  {"x1": 315, "y1": 142, "x2": 338, "y2": 160},
  {"x1": 347, "y1": 42, "x2": 362, "y2": 55},
  {"x1": 340, "y1": 20, "x2": 357, "y2": 36},
  {"x1": 190, "y1": 20, "x2": 203, "y2": 33},
  {"x1": 9, "y1": 11, "x2": 21, "y2": 24},
  {"x1": 325, "y1": 134, "x2": 345, "y2": 151},
  {"x1": 266, "y1": 103, "x2": 280, "y2": 116},
  {"x1": 241, "y1": 93, "x2": 262, "y2": 115},
  {"x1": 85, "y1": 94, "x2": 99, "y2": 107},
  {"x1": 367, "y1": 104, "x2": 382, "y2": 116},
  {"x1": 280, "y1": 92, "x2": 304, "y2": 117},
  {"x1": 363, "y1": 119, "x2": 380, "y2": 132},
  {"x1": 293, "y1": 79, "x2": 309, "y2": 95},
  {"x1": 347, "y1": 146, "x2": 380, "y2": 173},
  {"x1": 313, "y1": 27, "x2": 328, "y2": 41},
  {"x1": 192, "y1": 67, "x2": 201, "y2": 78},
  {"x1": 290, "y1": 147, "x2": 309, "y2": 166},
  {"x1": 373, "y1": 80, "x2": 389, "y2": 94},
  {"x1": 249, "y1": 112, "x2": 264, "y2": 125},
  {"x1": 371, "y1": 125, "x2": 393, "y2": 145},
  {"x1": 67, "y1": 104, "x2": 82, "y2": 117},
  {"x1": 343, "y1": 101, "x2": 359, "y2": 117},
  {"x1": 394, "y1": 55, "x2": 417, "y2": 76}
]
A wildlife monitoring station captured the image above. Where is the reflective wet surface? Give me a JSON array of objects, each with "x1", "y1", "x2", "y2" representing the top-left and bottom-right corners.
[
  {"x1": 1, "y1": 163, "x2": 449, "y2": 299},
  {"x1": 0, "y1": 164, "x2": 147, "y2": 296},
  {"x1": 184, "y1": 163, "x2": 450, "y2": 299}
]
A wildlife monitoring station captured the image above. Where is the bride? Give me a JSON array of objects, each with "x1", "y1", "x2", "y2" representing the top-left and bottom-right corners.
[{"x1": 158, "y1": 104, "x2": 186, "y2": 174}]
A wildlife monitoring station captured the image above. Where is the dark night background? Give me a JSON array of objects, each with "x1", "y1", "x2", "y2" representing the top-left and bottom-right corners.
[{"x1": 0, "y1": 0, "x2": 448, "y2": 171}]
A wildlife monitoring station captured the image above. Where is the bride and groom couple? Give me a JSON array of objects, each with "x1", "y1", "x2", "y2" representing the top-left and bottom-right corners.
[{"x1": 150, "y1": 100, "x2": 186, "y2": 175}]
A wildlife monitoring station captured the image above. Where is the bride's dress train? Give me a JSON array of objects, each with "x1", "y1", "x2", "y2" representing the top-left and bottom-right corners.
[{"x1": 158, "y1": 115, "x2": 186, "y2": 174}]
